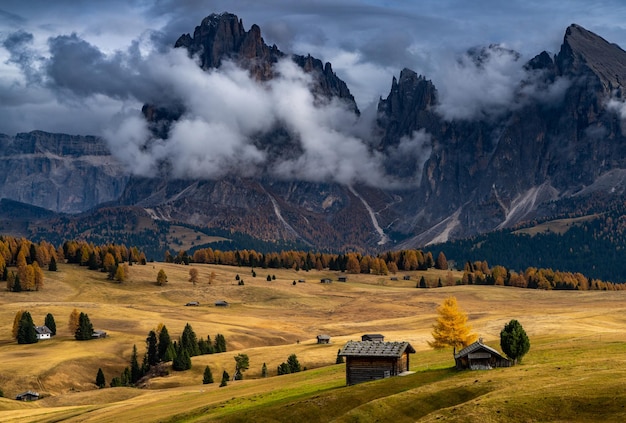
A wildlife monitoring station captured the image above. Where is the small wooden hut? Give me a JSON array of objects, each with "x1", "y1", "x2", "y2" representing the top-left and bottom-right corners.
[
  {"x1": 338, "y1": 341, "x2": 415, "y2": 385},
  {"x1": 454, "y1": 340, "x2": 511, "y2": 370},
  {"x1": 316, "y1": 334, "x2": 331, "y2": 344}
]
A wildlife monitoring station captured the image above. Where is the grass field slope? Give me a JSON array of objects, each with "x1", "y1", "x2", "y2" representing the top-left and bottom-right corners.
[{"x1": 1, "y1": 263, "x2": 626, "y2": 422}]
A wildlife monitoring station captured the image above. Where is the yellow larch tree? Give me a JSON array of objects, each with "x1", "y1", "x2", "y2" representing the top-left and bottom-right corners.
[
  {"x1": 69, "y1": 308, "x2": 81, "y2": 334},
  {"x1": 428, "y1": 296, "x2": 477, "y2": 356}
]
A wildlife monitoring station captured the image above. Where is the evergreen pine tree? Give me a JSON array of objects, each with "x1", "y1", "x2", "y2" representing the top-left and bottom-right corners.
[
  {"x1": 158, "y1": 325, "x2": 171, "y2": 362},
  {"x1": 75, "y1": 312, "x2": 94, "y2": 340},
  {"x1": 500, "y1": 319, "x2": 531, "y2": 364},
  {"x1": 420, "y1": 276, "x2": 427, "y2": 288},
  {"x1": 48, "y1": 256, "x2": 57, "y2": 271},
  {"x1": 214, "y1": 333, "x2": 227, "y2": 353},
  {"x1": 336, "y1": 349, "x2": 344, "y2": 364},
  {"x1": 44, "y1": 313, "x2": 56, "y2": 336},
  {"x1": 146, "y1": 330, "x2": 158, "y2": 366},
  {"x1": 219, "y1": 370, "x2": 229, "y2": 387},
  {"x1": 130, "y1": 344, "x2": 141, "y2": 383},
  {"x1": 203, "y1": 366, "x2": 214, "y2": 384},
  {"x1": 96, "y1": 368, "x2": 106, "y2": 388},
  {"x1": 287, "y1": 354, "x2": 301, "y2": 373},
  {"x1": 181, "y1": 323, "x2": 200, "y2": 356},
  {"x1": 17, "y1": 311, "x2": 38, "y2": 344},
  {"x1": 12, "y1": 274, "x2": 21, "y2": 292}
]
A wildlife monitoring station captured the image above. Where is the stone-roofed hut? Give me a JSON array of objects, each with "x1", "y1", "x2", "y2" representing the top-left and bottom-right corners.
[
  {"x1": 316, "y1": 334, "x2": 331, "y2": 344},
  {"x1": 16, "y1": 391, "x2": 39, "y2": 401},
  {"x1": 361, "y1": 334, "x2": 385, "y2": 342},
  {"x1": 338, "y1": 341, "x2": 415, "y2": 385},
  {"x1": 454, "y1": 340, "x2": 511, "y2": 370}
]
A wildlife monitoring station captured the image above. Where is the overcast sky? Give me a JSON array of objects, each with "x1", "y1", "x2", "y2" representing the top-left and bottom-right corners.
[
  {"x1": 1, "y1": 1, "x2": 626, "y2": 187},
  {"x1": 1, "y1": 0, "x2": 625, "y2": 136}
]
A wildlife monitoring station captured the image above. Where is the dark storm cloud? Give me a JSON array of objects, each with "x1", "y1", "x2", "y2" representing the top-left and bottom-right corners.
[{"x1": 45, "y1": 34, "x2": 156, "y2": 101}]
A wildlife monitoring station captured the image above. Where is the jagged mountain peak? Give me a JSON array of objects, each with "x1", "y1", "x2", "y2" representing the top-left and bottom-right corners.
[{"x1": 557, "y1": 23, "x2": 626, "y2": 91}]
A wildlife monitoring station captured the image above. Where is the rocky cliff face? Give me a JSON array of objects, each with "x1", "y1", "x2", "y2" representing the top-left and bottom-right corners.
[
  {"x1": 378, "y1": 24, "x2": 626, "y2": 247},
  {"x1": 0, "y1": 131, "x2": 128, "y2": 213},
  {"x1": 2, "y1": 21, "x2": 626, "y2": 252},
  {"x1": 173, "y1": 12, "x2": 357, "y2": 110}
]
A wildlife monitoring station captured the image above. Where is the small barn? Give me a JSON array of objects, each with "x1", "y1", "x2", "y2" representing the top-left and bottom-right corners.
[
  {"x1": 215, "y1": 300, "x2": 229, "y2": 307},
  {"x1": 16, "y1": 391, "x2": 39, "y2": 401},
  {"x1": 361, "y1": 334, "x2": 385, "y2": 342},
  {"x1": 185, "y1": 301, "x2": 199, "y2": 306},
  {"x1": 338, "y1": 341, "x2": 415, "y2": 385},
  {"x1": 338, "y1": 276, "x2": 347, "y2": 282},
  {"x1": 34, "y1": 325, "x2": 52, "y2": 340},
  {"x1": 403, "y1": 275, "x2": 411, "y2": 280},
  {"x1": 320, "y1": 278, "x2": 332, "y2": 284},
  {"x1": 316, "y1": 334, "x2": 331, "y2": 344},
  {"x1": 92, "y1": 330, "x2": 107, "y2": 339},
  {"x1": 454, "y1": 340, "x2": 511, "y2": 370}
]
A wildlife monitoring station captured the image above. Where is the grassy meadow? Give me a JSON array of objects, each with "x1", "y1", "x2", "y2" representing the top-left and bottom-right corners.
[{"x1": 1, "y1": 262, "x2": 626, "y2": 421}]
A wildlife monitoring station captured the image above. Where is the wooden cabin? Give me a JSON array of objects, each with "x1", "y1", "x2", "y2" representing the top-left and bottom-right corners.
[
  {"x1": 316, "y1": 334, "x2": 331, "y2": 344},
  {"x1": 361, "y1": 334, "x2": 385, "y2": 342},
  {"x1": 320, "y1": 278, "x2": 332, "y2": 284},
  {"x1": 16, "y1": 391, "x2": 39, "y2": 401},
  {"x1": 34, "y1": 325, "x2": 52, "y2": 340},
  {"x1": 454, "y1": 340, "x2": 511, "y2": 370},
  {"x1": 92, "y1": 330, "x2": 107, "y2": 339},
  {"x1": 338, "y1": 276, "x2": 347, "y2": 282},
  {"x1": 338, "y1": 341, "x2": 415, "y2": 385}
]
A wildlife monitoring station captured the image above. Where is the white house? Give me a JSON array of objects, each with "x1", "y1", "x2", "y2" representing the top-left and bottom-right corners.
[{"x1": 34, "y1": 325, "x2": 52, "y2": 340}]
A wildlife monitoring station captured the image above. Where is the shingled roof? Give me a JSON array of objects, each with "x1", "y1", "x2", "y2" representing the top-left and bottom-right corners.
[
  {"x1": 338, "y1": 341, "x2": 415, "y2": 358},
  {"x1": 454, "y1": 340, "x2": 506, "y2": 360}
]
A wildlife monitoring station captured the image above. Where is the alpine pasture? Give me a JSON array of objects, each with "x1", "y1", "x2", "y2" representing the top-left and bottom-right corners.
[{"x1": 1, "y1": 262, "x2": 626, "y2": 422}]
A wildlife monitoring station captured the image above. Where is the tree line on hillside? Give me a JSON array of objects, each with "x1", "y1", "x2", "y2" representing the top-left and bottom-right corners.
[
  {"x1": 0, "y1": 236, "x2": 153, "y2": 292},
  {"x1": 0, "y1": 236, "x2": 57, "y2": 291},
  {"x1": 458, "y1": 261, "x2": 626, "y2": 291},
  {"x1": 183, "y1": 247, "x2": 450, "y2": 275},
  {"x1": 437, "y1": 201, "x2": 626, "y2": 283}
]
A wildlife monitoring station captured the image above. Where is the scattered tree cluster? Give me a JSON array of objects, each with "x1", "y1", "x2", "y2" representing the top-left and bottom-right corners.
[
  {"x1": 62, "y1": 240, "x2": 144, "y2": 281},
  {"x1": 0, "y1": 237, "x2": 53, "y2": 291},
  {"x1": 106, "y1": 323, "x2": 227, "y2": 388},
  {"x1": 12, "y1": 310, "x2": 57, "y2": 344},
  {"x1": 277, "y1": 354, "x2": 302, "y2": 375}
]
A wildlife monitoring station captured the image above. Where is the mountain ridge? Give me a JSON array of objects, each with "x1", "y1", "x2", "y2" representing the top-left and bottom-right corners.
[{"x1": 1, "y1": 16, "x2": 626, "y2": 255}]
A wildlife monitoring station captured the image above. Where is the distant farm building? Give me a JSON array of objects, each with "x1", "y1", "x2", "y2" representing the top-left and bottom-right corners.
[
  {"x1": 34, "y1": 325, "x2": 52, "y2": 340},
  {"x1": 361, "y1": 334, "x2": 385, "y2": 342},
  {"x1": 15, "y1": 391, "x2": 39, "y2": 401},
  {"x1": 92, "y1": 330, "x2": 107, "y2": 339},
  {"x1": 316, "y1": 334, "x2": 331, "y2": 344},
  {"x1": 403, "y1": 275, "x2": 411, "y2": 280},
  {"x1": 338, "y1": 276, "x2": 347, "y2": 282},
  {"x1": 185, "y1": 301, "x2": 199, "y2": 306},
  {"x1": 390, "y1": 277, "x2": 398, "y2": 281},
  {"x1": 454, "y1": 340, "x2": 511, "y2": 370},
  {"x1": 215, "y1": 300, "x2": 229, "y2": 307},
  {"x1": 338, "y1": 341, "x2": 415, "y2": 385},
  {"x1": 320, "y1": 278, "x2": 332, "y2": 284},
  {"x1": 298, "y1": 279, "x2": 306, "y2": 283}
]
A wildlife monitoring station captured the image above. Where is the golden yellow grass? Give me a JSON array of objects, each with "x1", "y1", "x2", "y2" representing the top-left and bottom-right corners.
[{"x1": 1, "y1": 262, "x2": 626, "y2": 421}]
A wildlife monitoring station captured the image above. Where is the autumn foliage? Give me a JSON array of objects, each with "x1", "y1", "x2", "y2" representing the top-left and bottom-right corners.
[{"x1": 429, "y1": 296, "x2": 477, "y2": 354}]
